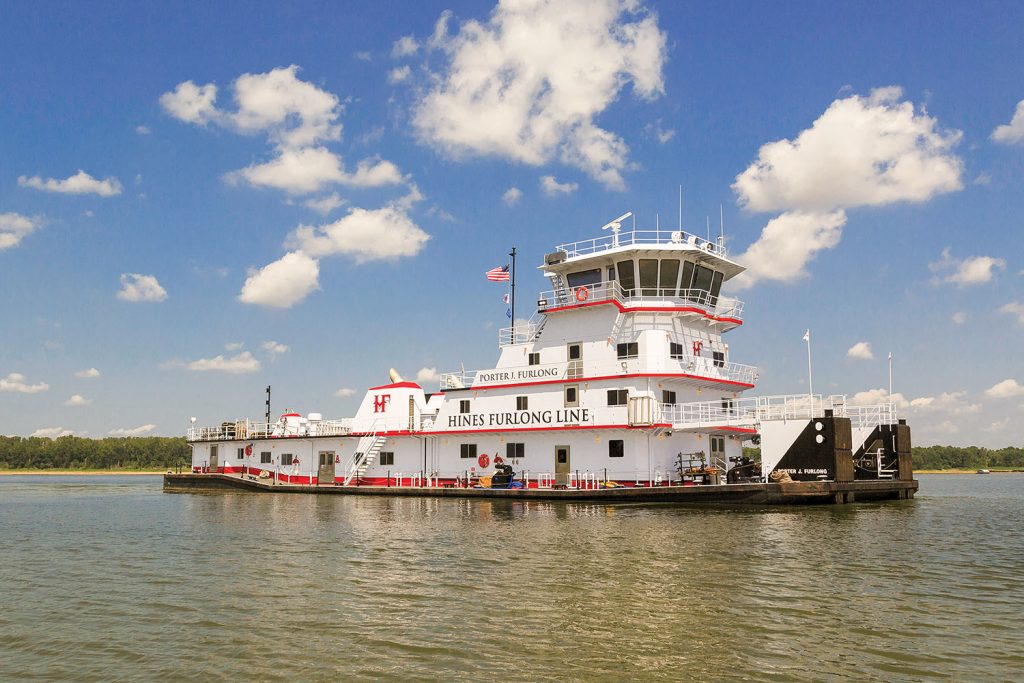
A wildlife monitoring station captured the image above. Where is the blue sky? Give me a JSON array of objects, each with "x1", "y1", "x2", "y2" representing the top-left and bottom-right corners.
[{"x1": 1, "y1": 0, "x2": 1022, "y2": 446}]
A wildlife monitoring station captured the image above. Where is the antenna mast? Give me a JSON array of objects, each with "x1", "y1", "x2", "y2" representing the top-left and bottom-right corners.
[{"x1": 678, "y1": 185, "x2": 683, "y2": 229}]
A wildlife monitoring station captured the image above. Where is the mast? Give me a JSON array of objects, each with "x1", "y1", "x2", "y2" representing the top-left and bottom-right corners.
[{"x1": 509, "y1": 246, "x2": 517, "y2": 332}]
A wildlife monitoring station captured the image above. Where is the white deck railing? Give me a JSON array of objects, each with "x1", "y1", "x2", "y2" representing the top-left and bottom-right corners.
[
  {"x1": 533, "y1": 280, "x2": 744, "y2": 322},
  {"x1": 439, "y1": 356, "x2": 759, "y2": 391},
  {"x1": 555, "y1": 229, "x2": 728, "y2": 259},
  {"x1": 658, "y1": 395, "x2": 897, "y2": 431},
  {"x1": 187, "y1": 415, "x2": 417, "y2": 442}
]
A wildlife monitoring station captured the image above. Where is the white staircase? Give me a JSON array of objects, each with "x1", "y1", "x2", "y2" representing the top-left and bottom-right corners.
[{"x1": 343, "y1": 433, "x2": 387, "y2": 486}]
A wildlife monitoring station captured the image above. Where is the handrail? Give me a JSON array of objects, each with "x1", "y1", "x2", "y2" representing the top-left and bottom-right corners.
[
  {"x1": 534, "y1": 279, "x2": 744, "y2": 322},
  {"x1": 658, "y1": 395, "x2": 898, "y2": 430},
  {"x1": 554, "y1": 229, "x2": 728, "y2": 259}
]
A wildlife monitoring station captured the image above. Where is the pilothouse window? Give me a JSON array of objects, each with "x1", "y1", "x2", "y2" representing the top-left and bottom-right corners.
[
  {"x1": 692, "y1": 265, "x2": 715, "y2": 300},
  {"x1": 566, "y1": 268, "x2": 602, "y2": 289},
  {"x1": 639, "y1": 259, "x2": 659, "y2": 296},
  {"x1": 616, "y1": 260, "x2": 635, "y2": 294}
]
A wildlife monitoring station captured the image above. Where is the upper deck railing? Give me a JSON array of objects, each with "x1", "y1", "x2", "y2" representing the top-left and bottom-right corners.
[
  {"x1": 529, "y1": 279, "x2": 743, "y2": 324},
  {"x1": 554, "y1": 229, "x2": 728, "y2": 260},
  {"x1": 658, "y1": 394, "x2": 897, "y2": 431}
]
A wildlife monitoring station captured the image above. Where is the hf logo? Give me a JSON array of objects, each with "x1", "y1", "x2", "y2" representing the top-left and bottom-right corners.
[{"x1": 373, "y1": 394, "x2": 391, "y2": 413}]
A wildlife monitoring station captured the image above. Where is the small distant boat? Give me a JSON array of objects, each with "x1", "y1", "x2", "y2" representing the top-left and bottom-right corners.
[{"x1": 977, "y1": 469, "x2": 991, "y2": 474}]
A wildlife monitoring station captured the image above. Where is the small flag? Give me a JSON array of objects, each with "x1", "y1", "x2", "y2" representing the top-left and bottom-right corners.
[
  {"x1": 506, "y1": 308, "x2": 512, "y2": 319},
  {"x1": 502, "y1": 292, "x2": 510, "y2": 304},
  {"x1": 802, "y1": 329, "x2": 810, "y2": 342},
  {"x1": 486, "y1": 264, "x2": 510, "y2": 282}
]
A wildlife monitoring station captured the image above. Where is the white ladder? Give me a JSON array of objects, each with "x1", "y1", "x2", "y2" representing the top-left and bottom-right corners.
[{"x1": 343, "y1": 433, "x2": 387, "y2": 486}]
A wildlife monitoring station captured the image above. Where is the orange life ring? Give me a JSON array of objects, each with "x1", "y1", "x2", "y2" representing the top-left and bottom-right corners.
[
  {"x1": 575, "y1": 287, "x2": 590, "y2": 302},
  {"x1": 478, "y1": 453, "x2": 490, "y2": 469}
]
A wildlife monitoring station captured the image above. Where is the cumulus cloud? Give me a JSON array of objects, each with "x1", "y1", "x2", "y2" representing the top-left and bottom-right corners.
[
  {"x1": 999, "y1": 302, "x2": 1024, "y2": 325},
  {"x1": 0, "y1": 212, "x2": 43, "y2": 250},
  {"x1": 502, "y1": 187, "x2": 523, "y2": 206},
  {"x1": 540, "y1": 175, "x2": 578, "y2": 196},
  {"x1": 289, "y1": 204, "x2": 430, "y2": 264},
  {"x1": 117, "y1": 273, "x2": 168, "y2": 302},
  {"x1": 239, "y1": 251, "x2": 320, "y2": 308},
  {"x1": 392, "y1": 35, "x2": 420, "y2": 58},
  {"x1": 388, "y1": 65, "x2": 412, "y2": 84},
  {"x1": 224, "y1": 342, "x2": 244, "y2": 351},
  {"x1": 0, "y1": 373, "x2": 49, "y2": 394},
  {"x1": 226, "y1": 146, "x2": 344, "y2": 194},
  {"x1": 74, "y1": 367, "x2": 101, "y2": 379},
  {"x1": 731, "y1": 87, "x2": 963, "y2": 289},
  {"x1": 341, "y1": 157, "x2": 404, "y2": 187},
  {"x1": 262, "y1": 340, "x2": 290, "y2": 357},
  {"x1": 849, "y1": 388, "x2": 909, "y2": 409},
  {"x1": 334, "y1": 387, "x2": 357, "y2": 397},
  {"x1": 65, "y1": 394, "x2": 92, "y2": 407},
  {"x1": 108, "y1": 424, "x2": 157, "y2": 437},
  {"x1": 410, "y1": 0, "x2": 667, "y2": 189},
  {"x1": 929, "y1": 248, "x2": 1005, "y2": 286},
  {"x1": 645, "y1": 119, "x2": 676, "y2": 144},
  {"x1": 950, "y1": 311, "x2": 967, "y2": 325},
  {"x1": 185, "y1": 351, "x2": 261, "y2": 374},
  {"x1": 304, "y1": 192, "x2": 346, "y2": 216},
  {"x1": 135, "y1": 125, "x2": 150, "y2": 135},
  {"x1": 18, "y1": 170, "x2": 123, "y2": 197},
  {"x1": 31, "y1": 427, "x2": 74, "y2": 438},
  {"x1": 734, "y1": 87, "x2": 962, "y2": 212},
  {"x1": 992, "y1": 99, "x2": 1024, "y2": 144},
  {"x1": 847, "y1": 341, "x2": 874, "y2": 360},
  {"x1": 729, "y1": 211, "x2": 846, "y2": 290},
  {"x1": 159, "y1": 81, "x2": 219, "y2": 124},
  {"x1": 985, "y1": 379, "x2": 1024, "y2": 398},
  {"x1": 416, "y1": 367, "x2": 440, "y2": 383},
  {"x1": 909, "y1": 391, "x2": 980, "y2": 415}
]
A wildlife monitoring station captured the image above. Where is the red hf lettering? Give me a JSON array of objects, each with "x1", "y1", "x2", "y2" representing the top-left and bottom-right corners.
[
  {"x1": 692, "y1": 341, "x2": 703, "y2": 356},
  {"x1": 373, "y1": 394, "x2": 391, "y2": 413}
]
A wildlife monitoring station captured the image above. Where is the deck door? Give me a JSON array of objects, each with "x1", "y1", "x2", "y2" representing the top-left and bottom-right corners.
[
  {"x1": 555, "y1": 445, "x2": 570, "y2": 487},
  {"x1": 318, "y1": 451, "x2": 336, "y2": 484}
]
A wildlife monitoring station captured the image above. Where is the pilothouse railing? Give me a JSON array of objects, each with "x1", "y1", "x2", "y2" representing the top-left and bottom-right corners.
[
  {"x1": 555, "y1": 229, "x2": 728, "y2": 259},
  {"x1": 534, "y1": 279, "x2": 744, "y2": 323}
]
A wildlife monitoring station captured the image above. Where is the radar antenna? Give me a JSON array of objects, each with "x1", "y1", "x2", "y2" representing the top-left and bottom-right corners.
[{"x1": 600, "y1": 211, "x2": 632, "y2": 247}]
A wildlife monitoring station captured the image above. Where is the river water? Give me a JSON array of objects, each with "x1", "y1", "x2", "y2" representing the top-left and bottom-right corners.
[{"x1": 1, "y1": 474, "x2": 1022, "y2": 682}]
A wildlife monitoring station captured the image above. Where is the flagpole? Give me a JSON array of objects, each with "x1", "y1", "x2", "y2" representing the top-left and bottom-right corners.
[
  {"x1": 804, "y1": 329, "x2": 813, "y2": 413},
  {"x1": 888, "y1": 352, "x2": 893, "y2": 401},
  {"x1": 509, "y1": 246, "x2": 517, "y2": 334}
]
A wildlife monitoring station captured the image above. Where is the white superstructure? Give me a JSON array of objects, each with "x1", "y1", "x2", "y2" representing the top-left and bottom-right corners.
[{"x1": 187, "y1": 216, "x2": 897, "y2": 488}]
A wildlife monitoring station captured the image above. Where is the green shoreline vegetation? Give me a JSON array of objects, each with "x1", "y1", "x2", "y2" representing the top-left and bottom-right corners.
[{"x1": 0, "y1": 436, "x2": 1021, "y2": 473}]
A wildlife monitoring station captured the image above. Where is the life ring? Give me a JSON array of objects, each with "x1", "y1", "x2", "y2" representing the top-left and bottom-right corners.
[
  {"x1": 244, "y1": 444, "x2": 252, "y2": 456},
  {"x1": 293, "y1": 458, "x2": 299, "y2": 466},
  {"x1": 478, "y1": 453, "x2": 490, "y2": 469},
  {"x1": 575, "y1": 287, "x2": 590, "y2": 302},
  {"x1": 494, "y1": 455, "x2": 504, "y2": 465}
]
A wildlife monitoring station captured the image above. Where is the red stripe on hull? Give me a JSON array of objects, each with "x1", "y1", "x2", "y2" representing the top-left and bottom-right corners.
[
  {"x1": 440, "y1": 371, "x2": 754, "y2": 393},
  {"x1": 542, "y1": 299, "x2": 743, "y2": 326}
]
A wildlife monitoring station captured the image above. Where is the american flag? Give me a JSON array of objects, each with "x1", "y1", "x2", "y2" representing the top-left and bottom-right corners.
[{"x1": 486, "y1": 264, "x2": 510, "y2": 282}]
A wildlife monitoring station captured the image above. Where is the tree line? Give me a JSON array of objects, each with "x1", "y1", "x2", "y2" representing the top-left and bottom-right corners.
[
  {"x1": 0, "y1": 436, "x2": 190, "y2": 470},
  {"x1": 744, "y1": 445, "x2": 1024, "y2": 470}
]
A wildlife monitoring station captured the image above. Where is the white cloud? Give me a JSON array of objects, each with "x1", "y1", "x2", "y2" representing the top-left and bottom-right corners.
[
  {"x1": 117, "y1": 273, "x2": 168, "y2": 302},
  {"x1": 540, "y1": 175, "x2": 578, "y2": 196},
  {"x1": 998, "y1": 302, "x2": 1024, "y2": 325},
  {"x1": 416, "y1": 367, "x2": 440, "y2": 383},
  {"x1": 847, "y1": 341, "x2": 874, "y2": 360},
  {"x1": 341, "y1": 157, "x2": 404, "y2": 187},
  {"x1": 226, "y1": 146, "x2": 344, "y2": 194},
  {"x1": 992, "y1": 99, "x2": 1024, "y2": 145},
  {"x1": 65, "y1": 394, "x2": 92, "y2": 407},
  {"x1": 734, "y1": 87, "x2": 963, "y2": 213},
  {"x1": 986, "y1": 418, "x2": 1011, "y2": 432},
  {"x1": 224, "y1": 342, "x2": 244, "y2": 351},
  {"x1": 0, "y1": 373, "x2": 49, "y2": 394},
  {"x1": 645, "y1": 119, "x2": 676, "y2": 144},
  {"x1": 108, "y1": 424, "x2": 157, "y2": 437},
  {"x1": 388, "y1": 65, "x2": 412, "y2": 84},
  {"x1": 135, "y1": 125, "x2": 150, "y2": 135},
  {"x1": 159, "y1": 80, "x2": 219, "y2": 124},
  {"x1": 304, "y1": 192, "x2": 346, "y2": 215},
  {"x1": 502, "y1": 186, "x2": 523, "y2": 206},
  {"x1": 849, "y1": 388, "x2": 909, "y2": 409},
  {"x1": 731, "y1": 87, "x2": 963, "y2": 289},
  {"x1": 334, "y1": 387, "x2": 357, "y2": 397},
  {"x1": 290, "y1": 204, "x2": 430, "y2": 264},
  {"x1": 186, "y1": 351, "x2": 261, "y2": 374},
  {"x1": 950, "y1": 311, "x2": 967, "y2": 325},
  {"x1": 0, "y1": 212, "x2": 43, "y2": 250},
  {"x1": 909, "y1": 391, "x2": 980, "y2": 415},
  {"x1": 239, "y1": 251, "x2": 320, "y2": 308},
  {"x1": 411, "y1": 1, "x2": 667, "y2": 189},
  {"x1": 19, "y1": 170, "x2": 123, "y2": 197},
  {"x1": 262, "y1": 340, "x2": 290, "y2": 357},
  {"x1": 230, "y1": 66, "x2": 342, "y2": 148},
  {"x1": 31, "y1": 427, "x2": 74, "y2": 438},
  {"x1": 354, "y1": 51, "x2": 372, "y2": 62},
  {"x1": 985, "y1": 379, "x2": 1024, "y2": 399},
  {"x1": 392, "y1": 35, "x2": 420, "y2": 58},
  {"x1": 729, "y1": 210, "x2": 847, "y2": 290},
  {"x1": 74, "y1": 368, "x2": 100, "y2": 379},
  {"x1": 929, "y1": 248, "x2": 1005, "y2": 286}
]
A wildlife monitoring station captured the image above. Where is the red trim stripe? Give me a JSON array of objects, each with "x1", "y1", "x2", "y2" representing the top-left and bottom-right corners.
[
  {"x1": 441, "y1": 371, "x2": 754, "y2": 393},
  {"x1": 543, "y1": 299, "x2": 742, "y2": 326}
]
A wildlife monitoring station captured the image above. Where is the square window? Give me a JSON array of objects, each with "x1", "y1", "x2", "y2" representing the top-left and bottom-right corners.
[
  {"x1": 528, "y1": 352, "x2": 540, "y2": 366},
  {"x1": 568, "y1": 344, "x2": 582, "y2": 361},
  {"x1": 609, "y1": 440, "x2": 624, "y2": 458},
  {"x1": 662, "y1": 390, "x2": 677, "y2": 405},
  {"x1": 713, "y1": 351, "x2": 725, "y2": 368},
  {"x1": 516, "y1": 396, "x2": 528, "y2": 411},
  {"x1": 460, "y1": 399, "x2": 470, "y2": 414},
  {"x1": 260, "y1": 452, "x2": 271, "y2": 464},
  {"x1": 379, "y1": 451, "x2": 395, "y2": 466},
  {"x1": 460, "y1": 444, "x2": 477, "y2": 459},
  {"x1": 564, "y1": 384, "x2": 579, "y2": 407},
  {"x1": 506, "y1": 442, "x2": 525, "y2": 459},
  {"x1": 237, "y1": 447, "x2": 245, "y2": 459},
  {"x1": 281, "y1": 453, "x2": 294, "y2": 466},
  {"x1": 607, "y1": 389, "x2": 628, "y2": 406},
  {"x1": 616, "y1": 342, "x2": 639, "y2": 359},
  {"x1": 670, "y1": 342, "x2": 684, "y2": 359}
]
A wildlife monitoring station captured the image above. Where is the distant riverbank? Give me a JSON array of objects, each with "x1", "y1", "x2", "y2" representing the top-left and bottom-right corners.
[{"x1": 0, "y1": 469, "x2": 166, "y2": 476}]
